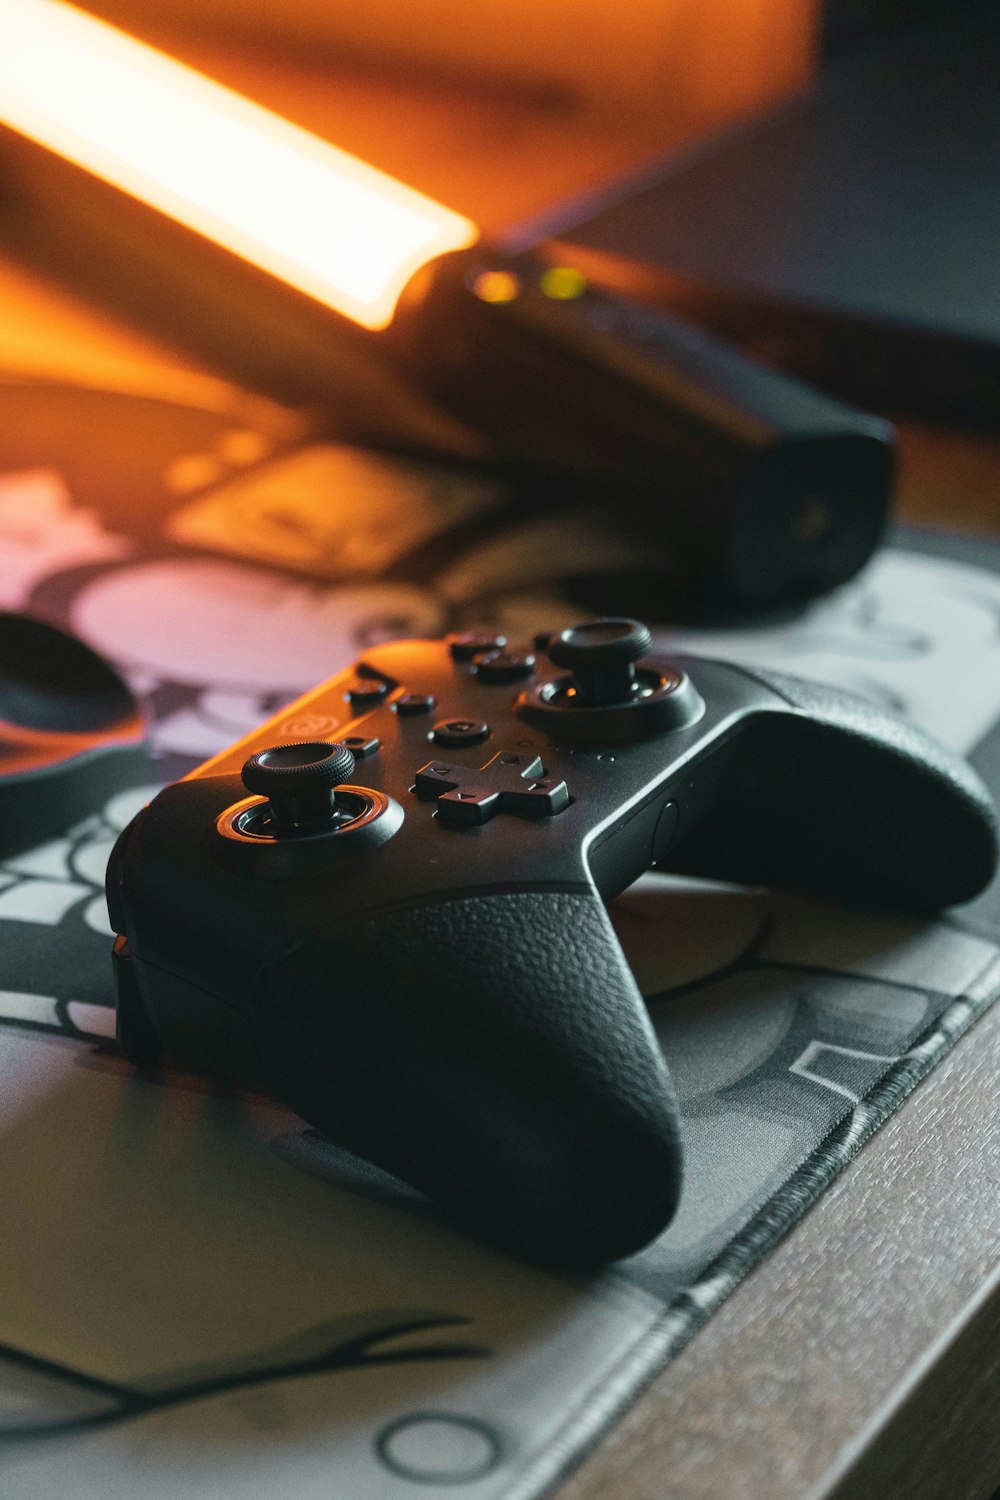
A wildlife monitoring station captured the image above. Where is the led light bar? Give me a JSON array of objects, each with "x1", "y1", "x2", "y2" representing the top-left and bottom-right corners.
[
  {"x1": 0, "y1": 0, "x2": 477, "y2": 329},
  {"x1": 0, "y1": 0, "x2": 896, "y2": 607}
]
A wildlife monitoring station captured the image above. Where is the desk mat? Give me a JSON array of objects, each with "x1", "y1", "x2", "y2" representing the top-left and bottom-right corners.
[{"x1": 0, "y1": 445, "x2": 998, "y2": 1498}]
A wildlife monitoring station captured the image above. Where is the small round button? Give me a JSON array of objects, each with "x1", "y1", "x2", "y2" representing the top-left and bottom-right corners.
[
  {"x1": 342, "y1": 734, "x2": 381, "y2": 757},
  {"x1": 432, "y1": 718, "x2": 491, "y2": 748},
  {"x1": 447, "y1": 631, "x2": 506, "y2": 661},
  {"x1": 396, "y1": 692, "x2": 437, "y2": 716},
  {"x1": 473, "y1": 650, "x2": 536, "y2": 684},
  {"x1": 347, "y1": 676, "x2": 389, "y2": 709}
]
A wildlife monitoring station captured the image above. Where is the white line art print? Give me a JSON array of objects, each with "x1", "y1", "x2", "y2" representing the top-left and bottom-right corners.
[
  {"x1": 0, "y1": 1316, "x2": 490, "y2": 1445},
  {"x1": 789, "y1": 1041, "x2": 900, "y2": 1103},
  {"x1": 665, "y1": 550, "x2": 1000, "y2": 752}
]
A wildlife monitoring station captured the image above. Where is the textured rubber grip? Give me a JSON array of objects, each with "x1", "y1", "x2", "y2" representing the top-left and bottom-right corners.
[
  {"x1": 253, "y1": 887, "x2": 683, "y2": 1264},
  {"x1": 664, "y1": 662, "x2": 999, "y2": 910}
]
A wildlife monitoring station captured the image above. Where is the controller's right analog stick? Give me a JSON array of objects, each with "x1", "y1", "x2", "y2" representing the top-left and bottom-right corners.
[
  {"x1": 519, "y1": 617, "x2": 704, "y2": 742},
  {"x1": 241, "y1": 740, "x2": 357, "y2": 835},
  {"x1": 548, "y1": 618, "x2": 653, "y2": 704}
]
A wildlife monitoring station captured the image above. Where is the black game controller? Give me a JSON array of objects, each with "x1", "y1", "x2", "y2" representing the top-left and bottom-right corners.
[
  {"x1": 0, "y1": 611, "x2": 150, "y2": 856},
  {"x1": 106, "y1": 619, "x2": 998, "y2": 1263}
]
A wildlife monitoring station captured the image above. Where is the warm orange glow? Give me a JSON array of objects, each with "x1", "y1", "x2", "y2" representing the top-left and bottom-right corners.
[
  {"x1": 471, "y1": 270, "x2": 522, "y2": 305},
  {"x1": 0, "y1": 0, "x2": 479, "y2": 329}
]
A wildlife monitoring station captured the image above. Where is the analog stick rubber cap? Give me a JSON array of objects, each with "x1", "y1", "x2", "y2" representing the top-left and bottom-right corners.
[
  {"x1": 548, "y1": 618, "x2": 653, "y2": 669},
  {"x1": 241, "y1": 741, "x2": 357, "y2": 833},
  {"x1": 547, "y1": 618, "x2": 654, "y2": 704}
]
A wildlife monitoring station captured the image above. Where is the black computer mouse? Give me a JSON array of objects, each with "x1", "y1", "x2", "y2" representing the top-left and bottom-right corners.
[{"x1": 0, "y1": 612, "x2": 151, "y2": 857}]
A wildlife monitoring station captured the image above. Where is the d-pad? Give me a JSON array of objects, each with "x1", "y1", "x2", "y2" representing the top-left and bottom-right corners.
[{"x1": 413, "y1": 751, "x2": 570, "y2": 825}]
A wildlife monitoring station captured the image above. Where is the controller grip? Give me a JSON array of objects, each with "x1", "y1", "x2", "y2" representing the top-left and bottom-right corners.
[
  {"x1": 666, "y1": 663, "x2": 999, "y2": 909},
  {"x1": 253, "y1": 887, "x2": 682, "y2": 1263}
]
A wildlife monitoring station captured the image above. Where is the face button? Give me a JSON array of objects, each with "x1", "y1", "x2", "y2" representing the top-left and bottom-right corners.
[
  {"x1": 396, "y1": 692, "x2": 437, "y2": 716},
  {"x1": 432, "y1": 718, "x2": 491, "y2": 748},
  {"x1": 342, "y1": 734, "x2": 381, "y2": 757},
  {"x1": 447, "y1": 631, "x2": 506, "y2": 661},
  {"x1": 347, "y1": 676, "x2": 389, "y2": 710},
  {"x1": 473, "y1": 650, "x2": 536, "y2": 684}
]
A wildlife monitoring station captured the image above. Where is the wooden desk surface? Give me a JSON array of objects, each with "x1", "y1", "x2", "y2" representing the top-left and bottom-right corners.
[
  {"x1": 0, "y1": 40, "x2": 997, "y2": 1500},
  {"x1": 563, "y1": 995, "x2": 1000, "y2": 1500}
]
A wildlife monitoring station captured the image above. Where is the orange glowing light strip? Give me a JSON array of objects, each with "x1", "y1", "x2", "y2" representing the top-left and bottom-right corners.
[{"x1": 0, "y1": 0, "x2": 479, "y2": 329}]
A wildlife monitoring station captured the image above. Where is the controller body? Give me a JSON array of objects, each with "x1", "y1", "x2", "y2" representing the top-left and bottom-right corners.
[{"x1": 106, "y1": 624, "x2": 998, "y2": 1262}]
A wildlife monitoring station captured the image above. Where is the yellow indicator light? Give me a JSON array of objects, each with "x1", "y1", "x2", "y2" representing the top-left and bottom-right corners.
[
  {"x1": 539, "y1": 266, "x2": 587, "y2": 301},
  {"x1": 0, "y1": 0, "x2": 478, "y2": 330},
  {"x1": 471, "y1": 270, "x2": 522, "y2": 305}
]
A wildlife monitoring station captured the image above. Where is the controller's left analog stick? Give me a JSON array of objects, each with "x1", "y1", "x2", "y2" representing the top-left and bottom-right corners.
[{"x1": 241, "y1": 740, "x2": 357, "y2": 834}]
